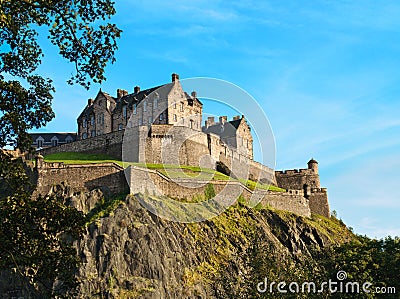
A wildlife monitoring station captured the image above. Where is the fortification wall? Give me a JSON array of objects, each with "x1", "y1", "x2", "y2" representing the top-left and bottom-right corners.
[
  {"x1": 275, "y1": 168, "x2": 320, "y2": 190},
  {"x1": 39, "y1": 130, "x2": 124, "y2": 160},
  {"x1": 261, "y1": 190, "x2": 311, "y2": 217},
  {"x1": 308, "y1": 188, "x2": 330, "y2": 218},
  {"x1": 35, "y1": 158, "x2": 128, "y2": 196},
  {"x1": 126, "y1": 166, "x2": 311, "y2": 217}
]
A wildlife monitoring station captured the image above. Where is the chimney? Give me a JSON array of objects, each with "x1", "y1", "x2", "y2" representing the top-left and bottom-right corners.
[
  {"x1": 233, "y1": 115, "x2": 240, "y2": 121},
  {"x1": 205, "y1": 116, "x2": 215, "y2": 128},
  {"x1": 117, "y1": 89, "x2": 128, "y2": 99},
  {"x1": 191, "y1": 91, "x2": 197, "y2": 98},
  {"x1": 87, "y1": 98, "x2": 94, "y2": 106},
  {"x1": 172, "y1": 73, "x2": 180, "y2": 82},
  {"x1": 219, "y1": 116, "x2": 227, "y2": 124},
  {"x1": 134, "y1": 86, "x2": 140, "y2": 94}
]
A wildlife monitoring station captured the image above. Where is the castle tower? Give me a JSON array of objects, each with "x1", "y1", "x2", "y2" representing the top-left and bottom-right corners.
[{"x1": 308, "y1": 158, "x2": 318, "y2": 174}]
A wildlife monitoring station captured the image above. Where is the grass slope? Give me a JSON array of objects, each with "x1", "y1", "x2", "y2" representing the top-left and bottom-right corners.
[{"x1": 43, "y1": 152, "x2": 285, "y2": 192}]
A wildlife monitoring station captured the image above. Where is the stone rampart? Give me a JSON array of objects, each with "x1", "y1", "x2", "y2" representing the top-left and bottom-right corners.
[
  {"x1": 275, "y1": 168, "x2": 320, "y2": 190},
  {"x1": 35, "y1": 157, "x2": 128, "y2": 196},
  {"x1": 126, "y1": 166, "x2": 311, "y2": 217}
]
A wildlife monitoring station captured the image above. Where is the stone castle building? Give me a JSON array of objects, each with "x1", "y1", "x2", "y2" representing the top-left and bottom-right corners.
[
  {"x1": 76, "y1": 73, "x2": 253, "y2": 161},
  {"x1": 35, "y1": 73, "x2": 330, "y2": 218}
]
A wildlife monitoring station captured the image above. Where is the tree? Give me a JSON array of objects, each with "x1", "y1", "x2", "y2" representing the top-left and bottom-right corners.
[{"x1": 0, "y1": 0, "x2": 121, "y2": 296}]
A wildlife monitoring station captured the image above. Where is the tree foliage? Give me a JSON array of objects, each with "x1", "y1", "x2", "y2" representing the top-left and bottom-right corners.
[
  {"x1": 0, "y1": 0, "x2": 122, "y2": 149},
  {"x1": 0, "y1": 0, "x2": 121, "y2": 296}
]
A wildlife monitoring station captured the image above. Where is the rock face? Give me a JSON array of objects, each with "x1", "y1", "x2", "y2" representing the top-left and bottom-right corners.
[{"x1": 71, "y1": 190, "x2": 352, "y2": 298}]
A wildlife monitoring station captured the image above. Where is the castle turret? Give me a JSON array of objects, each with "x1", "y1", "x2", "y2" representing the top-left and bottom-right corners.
[{"x1": 308, "y1": 158, "x2": 318, "y2": 174}]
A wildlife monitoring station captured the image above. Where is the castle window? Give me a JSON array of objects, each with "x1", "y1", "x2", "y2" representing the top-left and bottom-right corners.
[
  {"x1": 91, "y1": 130, "x2": 96, "y2": 137},
  {"x1": 180, "y1": 102, "x2": 184, "y2": 112},
  {"x1": 83, "y1": 117, "x2": 87, "y2": 128},
  {"x1": 118, "y1": 123, "x2": 123, "y2": 131},
  {"x1": 173, "y1": 114, "x2": 177, "y2": 121},
  {"x1": 181, "y1": 117, "x2": 184, "y2": 125},
  {"x1": 159, "y1": 114, "x2": 163, "y2": 121},
  {"x1": 91, "y1": 115, "x2": 95, "y2": 126},
  {"x1": 139, "y1": 119, "x2": 143, "y2": 125},
  {"x1": 143, "y1": 101, "x2": 147, "y2": 112},
  {"x1": 190, "y1": 119, "x2": 194, "y2": 129},
  {"x1": 123, "y1": 105, "x2": 127, "y2": 118},
  {"x1": 148, "y1": 117, "x2": 152, "y2": 125},
  {"x1": 173, "y1": 103, "x2": 176, "y2": 109},
  {"x1": 133, "y1": 103, "x2": 137, "y2": 114},
  {"x1": 101, "y1": 113, "x2": 104, "y2": 125},
  {"x1": 82, "y1": 133, "x2": 87, "y2": 139}
]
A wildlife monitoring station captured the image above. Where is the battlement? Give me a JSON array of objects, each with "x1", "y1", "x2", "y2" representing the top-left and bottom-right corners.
[{"x1": 275, "y1": 168, "x2": 315, "y2": 175}]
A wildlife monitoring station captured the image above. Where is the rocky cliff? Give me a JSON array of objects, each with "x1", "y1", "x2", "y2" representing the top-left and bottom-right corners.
[{"x1": 51, "y1": 186, "x2": 354, "y2": 298}]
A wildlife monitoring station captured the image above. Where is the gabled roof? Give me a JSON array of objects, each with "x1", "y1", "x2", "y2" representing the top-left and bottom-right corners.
[
  {"x1": 184, "y1": 92, "x2": 203, "y2": 106},
  {"x1": 29, "y1": 133, "x2": 78, "y2": 143},
  {"x1": 114, "y1": 84, "x2": 167, "y2": 112},
  {"x1": 77, "y1": 90, "x2": 116, "y2": 120},
  {"x1": 203, "y1": 117, "x2": 249, "y2": 138}
]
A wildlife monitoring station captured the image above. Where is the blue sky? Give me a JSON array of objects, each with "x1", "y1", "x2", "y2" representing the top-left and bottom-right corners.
[{"x1": 32, "y1": 0, "x2": 400, "y2": 238}]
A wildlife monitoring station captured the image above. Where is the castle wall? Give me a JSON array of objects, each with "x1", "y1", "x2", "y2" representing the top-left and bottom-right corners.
[
  {"x1": 308, "y1": 188, "x2": 330, "y2": 218},
  {"x1": 39, "y1": 130, "x2": 124, "y2": 160},
  {"x1": 275, "y1": 169, "x2": 320, "y2": 190},
  {"x1": 35, "y1": 160, "x2": 128, "y2": 196},
  {"x1": 127, "y1": 166, "x2": 311, "y2": 217},
  {"x1": 261, "y1": 190, "x2": 311, "y2": 217}
]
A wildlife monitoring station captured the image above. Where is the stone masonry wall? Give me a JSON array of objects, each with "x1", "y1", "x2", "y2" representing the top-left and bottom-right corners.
[
  {"x1": 35, "y1": 158, "x2": 128, "y2": 196},
  {"x1": 275, "y1": 168, "x2": 320, "y2": 190},
  {"x1": 126, "y1": 166, "x2": 311, "y2": 217},
  {"x1": 308, "y1": 188, "x2": 330, "y2": 218}
]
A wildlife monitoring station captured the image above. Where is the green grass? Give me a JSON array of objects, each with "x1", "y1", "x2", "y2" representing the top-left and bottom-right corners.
[
  {"x1": 44, "y1": 152, "x2": 124, "y2": 167},
  {"x1": 43, "y1": 152, "x2": 285, "y2": 192}
]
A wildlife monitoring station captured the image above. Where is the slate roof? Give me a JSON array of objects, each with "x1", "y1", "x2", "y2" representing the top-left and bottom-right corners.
[
  {"x1": 203, "y1": 118, "x2": 243, "y2": 138},
  {"x1": 29, "y1": 133, "x2": 78, "y2": 143},
  {"x1": 113, "y1": 84, "x2": 166, "y2": 112}
]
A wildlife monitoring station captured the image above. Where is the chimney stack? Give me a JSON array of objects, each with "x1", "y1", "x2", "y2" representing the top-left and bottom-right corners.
[
  {"x1": 233, "y1": 115, "x2": 240, "y2": 121},
  {"x1": 88, "y1": 98, "x2": 94, "y2": 106},
  {"x1": 117, "y1": 89, "x2": 128, "y2": 99},
  {"x1": 219, "y1": 116, "x2": 227, "y2": 124},
  {"x1": 172, "y1": 73, "x2": 180, "y2": 82},
  {"x1": 191, "y1": 91, "x2": 197, "y2": 98},
  {"x1": 134, "y1": 86, "x2": 140, "y2": 94},
  {"x1": 205, "y1": 116, "x2": 215, "y2": 128}
]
